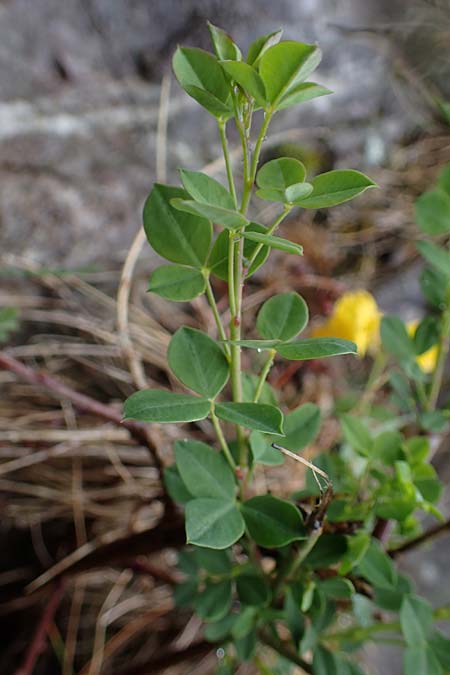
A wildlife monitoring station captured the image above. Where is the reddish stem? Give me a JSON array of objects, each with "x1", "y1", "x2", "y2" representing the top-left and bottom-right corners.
[{"x1": 14, "y1": 581, "x2": 65, "y2": 675}]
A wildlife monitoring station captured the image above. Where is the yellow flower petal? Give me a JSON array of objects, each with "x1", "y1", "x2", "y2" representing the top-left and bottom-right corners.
[
  {"x1": 406, "y1": 321, "x2": 438, "y2": 374},
  {"x1": 312, "y1": 291, "x2": 381, "y2": 356}
]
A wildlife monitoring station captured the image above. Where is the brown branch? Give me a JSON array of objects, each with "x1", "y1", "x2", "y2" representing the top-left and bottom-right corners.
[
  {"x1": 388, "y1": 518, "x2": 450, "y2": 558},
  {"x1": 0, "y1": 351, "x2": 171, "y2": 508},
  {"x1": 14, "y1": 581, "x2": 65, "y2": 675}
]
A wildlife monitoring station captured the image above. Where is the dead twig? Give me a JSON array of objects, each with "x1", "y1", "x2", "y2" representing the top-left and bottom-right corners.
[{"x1": 14, "y1": 581, "x2": 65, "y2": 675}]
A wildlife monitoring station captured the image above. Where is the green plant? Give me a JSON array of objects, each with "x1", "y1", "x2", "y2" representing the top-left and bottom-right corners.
[{"x1": 124, "y1": 24, "x2": 450, "y2": 674}]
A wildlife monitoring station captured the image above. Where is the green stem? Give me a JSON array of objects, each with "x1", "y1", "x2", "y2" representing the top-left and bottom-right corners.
[
  {"x1": 228, "y1": 232, "x2": 237, "y2": 318},
  {"x1": 259, "y1": 629, "x2": 312, "y2": 674},
  {"x1": 210, "y1": 407, "x2": 237, "y2": 471},
  {"x1": 218, "y1": 120, "x2": 238, "y2": 209},
  {"x1": 416, "y1": 379, "x2": 429, "y2": 409},
  {"x1": 326, "y1": 602, "x2": 450, "y2": 645},
  {"x1": 246, "y1": 205, "x2": 291, "y2": 274},
  {"x1": 241, "y1": 111, "x2": 273, "y2": 213},
  {"x1": 272, "y1": 527, "x2": 323, "y2": 601},
  {"x1": 427, "y1": 293, "x2": 450, "y2": 410},
  {"x1": 204, "y1": 276, "x2": 230, "y2": 360},
  {"x1": 253, "y1": 349, "x2": 275, "y2": 403}
]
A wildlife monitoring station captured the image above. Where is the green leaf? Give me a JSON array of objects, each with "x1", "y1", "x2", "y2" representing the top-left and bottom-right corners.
[
  {"x1": 285, "y1": 585, "x2": 305, "y2": 645},
  {"x1": 276, "y1": 81, "x2": 331, "y2": 110},
  {"x1": 319, "y1": 577, "x2": 354, "y2": 600},
  {"x1": 220, "y1": 61, "x2": 267, "y2": 106},
  {"x1": 195, "y1": 579, "x2": 232, "y2": 621},
  {"x1": 380, "y1": 315, "x2": 416, "y2": 361},
  {"x1": 374, "y1": 477, "x2": 417, "y2": 521},
  {"x1": 417, "y1": 240, "x2": 450, "y2": 278},
  {"x1": 177, "y1": 550, "x2": 199, "y2": 576},
  {"x1": 304, "y1": 534, "x2": 348, "y2": 568},
  {"x1": 256, "y1": 157, "x2": 307, "y2": 190},
  {"x1": 208, "y1": 22, "x2": 241, "y2": 61},
  {"x1": 185, "y1": 498, "x2": 245, "y2": 549},
  {"x1": 148, "y1": 264, "x2": 206, "y2": 301},
  {"x1": 247, "y1": 29, "x2": 283, "y2": 66},
  {"x1": 276, "y1": 337, "x2": 357, "y2": 360},
  {"x1": 405, "y1": 436, "x2": 430, "y2": 465},
  {"x1": 241, "y1": 495, "x2": 306, "y2": 547},
  {"x1": 231, "y1": 339, "x2": 281, "y2": 349},
  {"x1": 182, "y1": 85, "x2": 233, "y2": 117},
  {"x1": 372, "y1": 430, "x2": 404, "y2": 464},
  {"x1": 174, "y1": 578, "x2": 198, "y2": 608},
  {"x1": 194, "y1": 547, "x2": 231, "y2": 574},
  {"x1": 438, "y1": 164, "x2": 450, "y2": 196},
  {"x1": 294, "y1": 170, "x2": 376, "y2": 209},
  {"x1": 171, "y1": 198, "x2": 248, "y2": 230},
  {"x1": 172, "y1": 47, "x2": 232, "y2": 118},
  {"x1": 412, "y1": 463, "x2": 443, "y2": 503},
  {"x1": 249, "y1": 431, "x2": 284, "y2": 465},
  {"x1": 208, "y1": 223, "x2": 269, "y2": 280},
  {"x1": 414, "y1": 316, "x2": 439, "y2": 355},
  {"x1": 340, "y1": 414, "x2": 373, "y2": 456},
  {"x1": 174, "y1": 440, "x2": 236, "y2": 500},
  {"x1": 259, "y1": 41, "x2": 322, "y2": 107},
  {"x1": 281, "y1": 403, "x2": 321, "y2": 451},
  {"x1": 235, "y1": 631, "x2": 257, "y2": 662},
  {"x1": 255, "y1": 187, "x2": 287, "y2": 203},
  {"x1": 231, "y1": 606, "x2": 258, "y2": 640},
  {"x1": 338, "y1": 532, "x2": 370, "y2": 575},
  {"x1": 168, "y1": 327, "x2": 229, "y2": 398},
  {"x1": 0, "y1": 307, "x2": 18, "y2": 342},
  {"x1": 284, "y1": 183, "x2": 314, "y2": 203},
  {"x1": 257, "y1": 292, "x2": 308, "y2": 341},
  {"x1": 400, "y1": 595, "x2": 434, "y2": 646},
  {"x1": 415, "y1": 189, "x2": 450, "y2": 236},
  {"x1": 143, "y1": 184, "x2": 212, "y2": 267},
  {"x1": 312, "y1": 646, "x2": 339, "y2": 675},
  {"x1": 404, "y1": 646, "x2": 443, "y2": 675},
  {"x1": 429, "y1": 631, "x2": 450, "y2": 671},
  {"x1": 243, "y1": 231, "x2": 303, "y2": 255},
  {"x1": 236, "y1": 574, "x2": 271, "y2": 606},
  {"x1": 356, "y1": 539, "x2": 398, "y2": 590},
  {"x1": 242, "y1": 374, "x2": 278, "y2": 406},
  {"x1": 204, "y1": 614, "x2": 237, "y2": 642},
  {"x1": 420, "y1": 266, "x2": 448, "y2": 308},
  {"x1": 163, "y1": 465, "x2": 193, "y2": 504},
  {"x1": 180, "y1": 169, "x2": 235, "y2": 210},
  {"x1": 123, "y1": 390, "x2": 209, "y2": 423},
  {"x1": 215, "y1": 402, "x2": 284, "y2": 435}
]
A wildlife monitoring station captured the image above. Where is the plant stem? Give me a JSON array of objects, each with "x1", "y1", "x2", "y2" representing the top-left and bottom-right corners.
[
  {"x1": 210, "y1": 407, "x2": 237, "y2": 471},
  {"x1": 427, "y1": 293, "x2": 450, "y2": 410},
  {"x1": 388, "y1": 516, "x2": 450, "y2": 557},
  {"x1": 242, "y1": 111, "x2": 273, "y2": 213},
  {"x1": 218, "y1": 120, "x2": 238, "y2": 209},
  {"x1": 326, "y1": 602, "x2": 450, "y2": 645},
  {"x1": 356, "y1": 351, "x2": 387, "y2": 414},
  {"x1": 253, "y1": 350, "x2": 276, "y2": 402},
  {"x1": 246, "y1": 205, "x2": 291, "y2": 274},
  {"x1": 259, "y1": 629, "x2": 312, "y2": 674},
  {"x1": 204, "y1": 277, "x2": 230, "y2": 360},
  {"x1": 272, "y1": 527, "x2": 323, "y2": 601}
]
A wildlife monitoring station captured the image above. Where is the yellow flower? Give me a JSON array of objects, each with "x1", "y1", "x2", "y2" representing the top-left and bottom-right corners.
[
  {"x1": 312, "y1": 290, "x2": 381, "y2": 356},
  {"x1": 407, "y1": 321, "x2": 438, "y2": 374}
]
